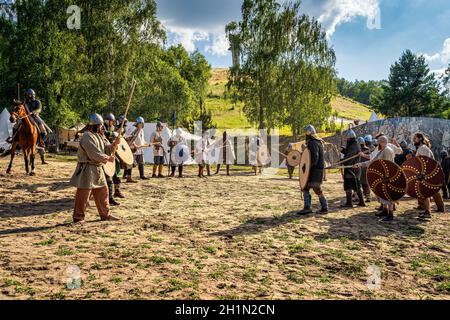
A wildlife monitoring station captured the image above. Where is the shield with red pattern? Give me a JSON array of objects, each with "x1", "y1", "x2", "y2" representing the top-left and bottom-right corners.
[
  {"x1": 367, "y1": 160, "x2": 407, "y2": 202},
  {"x1": 401, "y1": 156, "x2": 444, "y2": 199}
]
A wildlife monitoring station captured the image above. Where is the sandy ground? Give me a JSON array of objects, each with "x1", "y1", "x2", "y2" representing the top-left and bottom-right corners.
[{"x1": 0, "y1": 154, "x2": 449, "y2": 300}]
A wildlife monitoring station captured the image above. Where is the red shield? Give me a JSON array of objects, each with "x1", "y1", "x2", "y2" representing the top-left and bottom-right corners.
[
  {"x1": 401, "y1": 156, "x2": 444, "y2": 199},
  {"x1": 367, "y1": 160, "x2": 407, "y2": 202}
]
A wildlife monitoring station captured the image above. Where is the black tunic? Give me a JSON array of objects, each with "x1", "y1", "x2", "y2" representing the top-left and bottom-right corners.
[
  {"x1": 306, "y1": 137, "x2": 325, "y2": 187},
  {"x1": 341, "y1": 139, "x2": 361, "y2": 191}
]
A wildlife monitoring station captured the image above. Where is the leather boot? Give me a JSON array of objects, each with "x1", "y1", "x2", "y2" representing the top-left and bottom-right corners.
[
  {"x1": 139, "y1": 165, "x2": 149, "y2": 180},
  {"x1": 357, "y1": 190, "x2": 366, "y2": 207},
  {"x1": 434, "y1": 193, "x2": 446, "y2": 213},
  {"x1": 114, "y1": 184, "x2": 125, "y2": 199},
  {"x1": 178, "y1": 165, "x2": 183, "y2": 178},
  {"x1": 157, "y1": 165, "x2": 164, "y2": 178},
  {"x1": 381, "y1": 210, "x2": 394, "y2": 222},
  {"x1": 340, "y1": 191, "x2": 354, "y2": 208},
  {"x1": 108, "y1": 183, "x2": 120, "y2": 206},
  {"x1": 226, "y1": 165, "x2": 231, "y2": 176},
  {"x1": 170, "y1": 166, "x2": 176, "y2": 177}
]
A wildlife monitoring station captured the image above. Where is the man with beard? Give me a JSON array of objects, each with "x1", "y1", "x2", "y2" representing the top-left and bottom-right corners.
[
  {"x1": 354, "y1": 136, "x2": 396, "y2": 221},
  {"x1": 69, "y1": 113, "x2": 120, "y2": 223},
  {"x1": 413, "y1": 133, "x2": 446, "y2": 219},
  {"x1": 340, "y1": 130, "x2": 366, "y2": 208},
  {"x1": 297, "y1": 125, "x2": 328, "y2": 215}
]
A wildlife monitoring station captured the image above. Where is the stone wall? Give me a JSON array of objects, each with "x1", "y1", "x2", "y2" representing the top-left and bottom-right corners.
[{"x1": 324, "y1": 117, "x2": 450, "y2": 160}]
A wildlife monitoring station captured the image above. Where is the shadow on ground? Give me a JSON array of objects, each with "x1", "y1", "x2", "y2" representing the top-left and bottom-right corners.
[{"x1": 0, "y1": 198, "x2": 73, "y2": 218}]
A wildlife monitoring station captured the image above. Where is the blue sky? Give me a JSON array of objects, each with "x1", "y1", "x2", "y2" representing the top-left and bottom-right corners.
[{"x1": 155, "y1": 0, "x2": 450, "y2": 81}]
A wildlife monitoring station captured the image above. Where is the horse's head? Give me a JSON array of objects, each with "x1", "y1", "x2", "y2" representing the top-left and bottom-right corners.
[{"x1": 10, "y1": 100, "x2": 27, "y2": 122}]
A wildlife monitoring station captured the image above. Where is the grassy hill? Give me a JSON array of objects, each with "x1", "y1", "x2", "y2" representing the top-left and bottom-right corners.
[{"x1": 206, "y1": 68, "x2": 374, "y2": 134}]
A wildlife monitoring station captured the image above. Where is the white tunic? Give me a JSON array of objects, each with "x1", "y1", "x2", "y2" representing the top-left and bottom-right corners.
[
  {"x1": 416, "y1": 144, "x2": 434, "y2": 159},
  {"x1": 132, "y1": 129, "x2": 146, "y2": 156},
  {"x1": 150, "y1": 131, "x2": 164, "y2": 157}
]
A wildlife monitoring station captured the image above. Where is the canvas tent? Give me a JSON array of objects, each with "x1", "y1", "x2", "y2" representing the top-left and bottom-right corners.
[
  {"x1": 0, "y1": 108, "x2": 12, "y2": 151},
  {"x1": 58, "y1": 123, "x2": 85, "y2": 144},
  {"x1": 369, "y1": 111, "x2": 380, "y2": 122}
]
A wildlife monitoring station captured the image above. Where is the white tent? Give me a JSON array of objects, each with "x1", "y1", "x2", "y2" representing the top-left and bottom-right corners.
[
  {"x1": 369, "y1": 111, "x2": 380, "y2": 122},
  {"x1": 0, "y1": 108, "x2": 12, "y2": 151}
]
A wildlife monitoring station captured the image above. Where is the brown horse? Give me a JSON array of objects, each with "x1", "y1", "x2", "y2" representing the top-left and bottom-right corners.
[{"x1": 6, "y1": 101, "x2": 39, "y2": 176}]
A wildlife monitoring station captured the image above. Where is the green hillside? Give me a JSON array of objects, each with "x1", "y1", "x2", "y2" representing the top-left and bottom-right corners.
[{"x1": 206, "y1": 68, "x2": 374, "y2": 134}]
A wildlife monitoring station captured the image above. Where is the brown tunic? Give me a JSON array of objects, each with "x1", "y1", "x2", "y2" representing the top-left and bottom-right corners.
[{"x1": 69, "y1": 131, "x2": 112, "y2": 190}]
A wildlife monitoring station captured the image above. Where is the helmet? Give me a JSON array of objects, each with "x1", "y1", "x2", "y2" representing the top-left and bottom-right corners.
[
  {"x1": 136, "y1": 116, "x2": 145, "y2": 124},
  {"x1": 104, "y1": 113, "x2": 116, "y2": 122},
  {"x1": 117, "y1": 115, "x2": 128, "y2": 124},
  {"x1": 346, "y1": 129, "x2": 356, "y2": 139},
  {"x1": 400, "y1": 140, "x2": 408, "y2": 149},
  {"x1": 175, "y1": 128, "x2": 182, "y2": 137},
  {"x1": 304, "y1": 125, "x2": 316, "y2": 136},
  {"x1": 364, "y1": 135, "x2": 373, "y2": 143},
  {"x1": 88, "y1": 113, "x2": 104, "y2": 126},
  {"x1": 26, "y1": 88, "x2": 36, "y2": 99},
  {"x1": 156, "y1": 121, "x2": 162, "y2": 128},
  {"x1": 357, "y1": 137, "x2": 365, "y2": 145}
]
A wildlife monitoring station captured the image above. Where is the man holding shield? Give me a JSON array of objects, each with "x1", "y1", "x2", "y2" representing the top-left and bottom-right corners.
[
  {"x1": 69, "y1": 113, "x2": 120, "y2": 223},
  {"x1": 297, "y1": 125, "x2": 329, "y2": 215}
]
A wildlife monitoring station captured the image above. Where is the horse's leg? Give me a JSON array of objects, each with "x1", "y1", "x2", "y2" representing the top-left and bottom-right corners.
[
  {"x1": 24, "y1": 149, "x2": 29, "y2": 175},
  {"x1": 30, "y1": 149, "x2": 36, "y2": 176},
  {"x1": 6, "y1": 143, "x2": 17, "y2": 174}
]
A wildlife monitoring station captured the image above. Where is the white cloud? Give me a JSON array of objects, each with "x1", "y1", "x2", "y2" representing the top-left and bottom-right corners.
[
  {"x1": 318, "y1": 0, "x2": 381, "y2": 37},
  {"x1": 204, "y1": 33, "x2": 229, "y2": 56},
  {"x1": 431, "y1": 68, "x2": 447, "y2": 77},
  {"x1": 163, "y1": 22, "x2": 209, "y2": 53},
  {"x1": 161, "y1": 19, "x2": 228, "y2": 56},
  {"x1": 160, "y1": 0, "x2": 382, "y2": 56},
  {"x1": 424, "y1": 38, "x2": 450, "y2": 64}
]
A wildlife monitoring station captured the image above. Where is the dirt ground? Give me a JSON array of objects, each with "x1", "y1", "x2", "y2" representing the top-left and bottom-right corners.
[{"x1": 0, "y1": 155, "x2": 449, "y2": 300}]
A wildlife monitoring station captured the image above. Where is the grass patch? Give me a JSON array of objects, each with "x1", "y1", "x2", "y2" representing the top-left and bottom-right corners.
[
  {"x1": 243, "y1": 267, "x2": 258, "y2": 283},
  {"x1": 110, "y1": 276, "x2": 123, "y2": 284},
  {"x1": 288, "y1": 243, "x2": 309, "y2": 254},
  {"x1": 203, "y1": 245, "x2": 218, "y2": 255},
  {"x1": 35, "y1": 238, "x2": 56, "y2": 246},
  {"x1": 56, "y1": 246, "x2": 74, "y2": 256},
  {"x1": 147, "y1": 235, "x2": 163, "y2": 243}
]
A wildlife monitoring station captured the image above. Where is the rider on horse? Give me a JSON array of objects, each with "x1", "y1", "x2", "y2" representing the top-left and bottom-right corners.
[{"x1": 8, "y1": 88, "x2": 50, "y2": 146}]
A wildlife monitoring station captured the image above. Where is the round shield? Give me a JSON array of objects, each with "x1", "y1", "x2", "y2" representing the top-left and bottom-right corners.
[
  {"x1": 367, "y1": 159, "x2": 407, "y2": 202},
  {"x1": 401, "y1": 156, "x2": 444, "y2": 199},
  {"x1": 257, "y1": 145, "x2": 270, "y2": 166},
  {"x1": 103, "y1": 159, "x2": 116, "y2": 177},
  {"x1": 287, "y1": 150, "x2": 301, "y2": 167},
  {"x1": 116, "y1": 137, "x2": 134, "y2": 165},
  {"x1": 171, "y1": 144, "x2": 190, "y2": 164},
  {"x1": 299, "y1": 148, "x2": 311, "y2": 191}
]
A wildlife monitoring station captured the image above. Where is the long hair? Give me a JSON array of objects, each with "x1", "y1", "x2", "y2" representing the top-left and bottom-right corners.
[{"x1": 415, "y1": 133, "x2": 431, "y2": 148}]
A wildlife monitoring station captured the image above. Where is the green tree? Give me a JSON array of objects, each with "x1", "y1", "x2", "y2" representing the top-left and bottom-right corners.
[
  {"x1": 227, "y1": 0, "x2": 336, "y2": 133},
  {"x1": 372, "y1": 50, "x2": 447, "y2": 118}
]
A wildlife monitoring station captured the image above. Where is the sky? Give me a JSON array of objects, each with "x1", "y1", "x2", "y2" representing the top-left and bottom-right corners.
[{"x1": 155, "y1": 0, "x2": 450, "y2": 82}]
